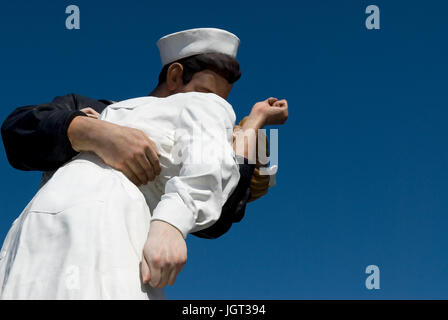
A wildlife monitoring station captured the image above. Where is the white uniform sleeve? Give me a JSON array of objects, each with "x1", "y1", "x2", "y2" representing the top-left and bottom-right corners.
[{"x1": 150, "y1": 93, "x2": 240, "y2": 238}]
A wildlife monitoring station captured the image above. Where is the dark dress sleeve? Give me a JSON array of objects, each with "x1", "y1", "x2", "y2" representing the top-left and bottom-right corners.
[
  {"x1": 1, "y1": 94, "x2": 108, "y2": 171},
  {"x1": 191, "y1": 162, "x2": 255, "y2": 239}
]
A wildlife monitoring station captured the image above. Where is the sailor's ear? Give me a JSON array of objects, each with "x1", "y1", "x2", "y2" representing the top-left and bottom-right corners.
[{"x1": 166, "y1": 62, "x2": 184, "y2": 91}]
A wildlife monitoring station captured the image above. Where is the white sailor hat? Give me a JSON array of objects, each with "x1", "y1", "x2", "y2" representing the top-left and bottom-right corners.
[{"x1": 157, "y1": 28, "x2": 240, "y2": 66}]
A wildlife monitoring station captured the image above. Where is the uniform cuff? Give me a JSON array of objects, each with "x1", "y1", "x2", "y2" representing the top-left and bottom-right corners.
[{"x1": 150, "y1": 193, "x2": 195, "y2": 239}]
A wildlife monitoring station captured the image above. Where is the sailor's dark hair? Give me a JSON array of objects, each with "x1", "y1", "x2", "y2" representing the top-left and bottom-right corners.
[{"x1": 157, "y1": 52, "x2": 242, "y2": 86}]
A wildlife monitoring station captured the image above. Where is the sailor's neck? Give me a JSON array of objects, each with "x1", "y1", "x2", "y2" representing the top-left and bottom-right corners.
[{"x1": 148, "y1": 85, "x2": 170, "y2": 98}]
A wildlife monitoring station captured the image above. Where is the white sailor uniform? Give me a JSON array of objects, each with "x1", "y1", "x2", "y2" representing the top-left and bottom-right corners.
[{"x1": 0, "y1": 92, "x2": 240, "y2": 299}]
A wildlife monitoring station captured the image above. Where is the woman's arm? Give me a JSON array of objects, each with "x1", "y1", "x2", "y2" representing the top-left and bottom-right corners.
[
  {"x1": 1, "y1": 94, "x2": 161, "y2": 185},
  {"x1": 1, "y1": 94, "x2": 107, "y2": 171},
  {"x1": 192, "y1": 97, "x2": 288, "y2": 239}
]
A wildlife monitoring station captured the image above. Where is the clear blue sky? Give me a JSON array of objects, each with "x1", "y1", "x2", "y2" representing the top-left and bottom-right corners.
[{"x1": 0, "y1": 0, "x2": 447, "y2": 299}]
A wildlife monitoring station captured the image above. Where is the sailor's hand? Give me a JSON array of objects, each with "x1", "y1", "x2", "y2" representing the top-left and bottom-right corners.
[
  {"x1": 68, "y1": 117, "x2": 161, "y2": 186},
  {"x1": 249, "y1": 97, "x2": 289, "y2": 127},
  {"x1": 141, "y1": 220, "x2": 187, "y2": 288}
]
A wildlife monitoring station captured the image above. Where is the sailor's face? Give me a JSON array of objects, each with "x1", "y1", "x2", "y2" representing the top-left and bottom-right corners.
[{"x1": 180, "y1": 70, "x2": 233, "y2": 99}]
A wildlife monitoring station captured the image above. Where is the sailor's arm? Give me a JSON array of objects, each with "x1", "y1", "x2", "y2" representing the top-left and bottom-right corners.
[
  {"x1": 140, "y1": 95, "x2": 289, "y2": 287},
  {"x1": 141, "y1": 93, "x2": 239, "y2": 288},
  {"x1": 150, "y1": 93, "x2": 240, "y2": 237}
]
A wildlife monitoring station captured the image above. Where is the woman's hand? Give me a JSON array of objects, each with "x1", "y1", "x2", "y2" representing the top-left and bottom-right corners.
[
  {"x1": 233, "y1": 97, "x2": 288, "y2": 161},
  {"x1": 248, "y1": 97, "x2": 289, "y2": 128},
  {"x1": 68, "y1": 116, "x2": 161, "y2": 186}
]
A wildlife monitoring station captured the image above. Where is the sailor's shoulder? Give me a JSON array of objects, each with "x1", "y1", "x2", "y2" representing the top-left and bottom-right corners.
[
  {"x1": 175, "y1": 92, "x2": 236, "y2": 123},
  {"x1": 106, "y1": 96, "x2": 155, "y2": 110}
]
